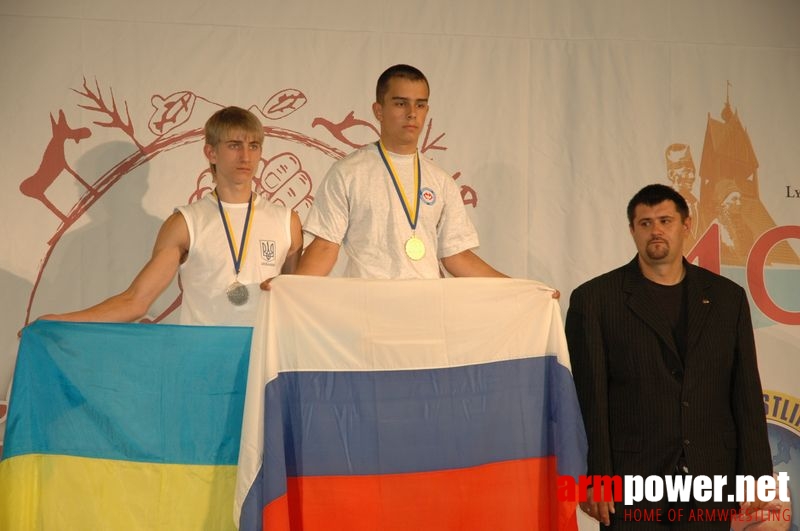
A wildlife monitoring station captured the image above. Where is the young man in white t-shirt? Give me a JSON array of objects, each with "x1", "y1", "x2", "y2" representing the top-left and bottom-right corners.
[{"x1": 297, "y1": 64, "x2": 517, "y2": 281}]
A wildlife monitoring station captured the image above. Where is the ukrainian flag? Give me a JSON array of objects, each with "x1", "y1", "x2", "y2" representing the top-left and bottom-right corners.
[{"x1": 0, "y1": 320, "x2": 252, "y2": 530}]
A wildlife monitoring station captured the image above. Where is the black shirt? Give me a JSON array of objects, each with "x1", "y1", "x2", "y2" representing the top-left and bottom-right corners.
[{"x1": 646, "y1": 277, "x2": 688, "y2": 361}]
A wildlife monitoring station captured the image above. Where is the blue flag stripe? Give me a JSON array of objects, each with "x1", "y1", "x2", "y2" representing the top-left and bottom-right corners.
[
  {"x1": 252, "y1": 355, "x2": 586, "y2": 507},
  {"x1": 4, "y1": 320, "x2": 251, "y2": 465}
]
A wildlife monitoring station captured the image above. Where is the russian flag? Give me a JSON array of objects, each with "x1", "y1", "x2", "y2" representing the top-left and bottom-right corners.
[
  {"x1": 235, "y1": 276, "x2": 587, "y2": 531},
  {"x1": 0, "y1": 321, "x2": 252, "y2": 530}
]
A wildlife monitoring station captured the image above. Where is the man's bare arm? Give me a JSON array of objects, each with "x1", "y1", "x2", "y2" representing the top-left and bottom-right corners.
[
  {"x1": 440, "y1": 249, "x2": 507, "y2": 278},
  {"x1": 294, "y1": 236, "x2": 341, "y2": 276},
  {"x1": 37, "y1": 212, "x2": 188, "y2": 323}
]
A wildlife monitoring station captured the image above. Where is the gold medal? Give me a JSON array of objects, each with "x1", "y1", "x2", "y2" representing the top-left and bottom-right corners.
[
  {"x1": 377, "y1": 142, "x2": 426, "y2": 262},
  {"x1": 405, "y1": 236, "x2": 426, "y2": 261}
]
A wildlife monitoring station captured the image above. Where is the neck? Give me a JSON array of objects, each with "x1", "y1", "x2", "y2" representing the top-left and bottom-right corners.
[
  {"x1": 380, "y1": 137, "x2": 418, "y2": 155},
  {"x1": 214, "y1": 183, "x2": 252, "y2": 203},
  {"x1": 639, "y1": 257, "x2": 685, "y2": 286}
]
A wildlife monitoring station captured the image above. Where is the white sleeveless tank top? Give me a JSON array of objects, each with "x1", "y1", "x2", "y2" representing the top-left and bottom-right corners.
[{"x1": 176, "y1": 193, "x2": 291, "y2": 326}]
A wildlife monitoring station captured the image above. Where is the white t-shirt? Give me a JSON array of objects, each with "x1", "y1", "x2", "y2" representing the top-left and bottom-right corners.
[
  {"x1": 176, "y1": 193, "x2": 291, "y2": 326},
  {"x1": 304, "y1": 143, "x2": 479, "y2": 279}
]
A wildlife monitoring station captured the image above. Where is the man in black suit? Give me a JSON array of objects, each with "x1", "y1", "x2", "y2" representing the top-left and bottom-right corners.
[{"x1": 565, "y1": 184, "x2": 773, "y2": 529}]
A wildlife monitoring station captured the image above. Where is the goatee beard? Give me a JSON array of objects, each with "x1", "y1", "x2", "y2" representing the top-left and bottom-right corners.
[{"x1": 646, "y1": 241, "x2": 669, "y2": 260}]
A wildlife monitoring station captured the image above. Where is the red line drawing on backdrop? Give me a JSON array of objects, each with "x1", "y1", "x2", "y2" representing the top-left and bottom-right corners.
[
  {"x1": 312, "y1": 111, "x2": 379, "y2": 149},
  {"x1": 421, "y1": 120, "x2": 446, "y2": 152},
  {"x1": 0, "y1": 399, "x2": 6, "y2": 456},
  {"x1": 149, "y1": 91, "x2": 197, "y2": 136},
  {"x1": 257, "y1": 89, "x2": 307, "y2": 120},
  {"x1": 20, "y1": 78, "x2": 474, "y2": 326},
  {"x1": 74, "y1": 77, "x2": 145, "y2": 153},
  {"x1": 452, "y1": 172, "x2": 477, "y2": 207},
  {"x1": 19, "y1": 110, "x2": 95, "y2": 221}
]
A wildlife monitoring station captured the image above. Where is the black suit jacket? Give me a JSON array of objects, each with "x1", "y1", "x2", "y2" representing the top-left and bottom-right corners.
[{"x1": 565, "y1": 257, "x2": 772, "y2": 508}]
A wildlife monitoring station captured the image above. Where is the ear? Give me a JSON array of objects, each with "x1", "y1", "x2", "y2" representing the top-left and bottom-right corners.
[
  {"x1": 683, "y1": 215, "x2": 693, "y2": 234},
  {"x1": 203, "y1": 143, "x2": 216, "y2": 163},
  {"x1": 372, "y1": 101, "x2": 383, "y2": 122}
]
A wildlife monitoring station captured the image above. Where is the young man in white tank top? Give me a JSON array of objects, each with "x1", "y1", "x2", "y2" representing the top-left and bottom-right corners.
[{"x1": 38, "y1": 106, "x2": 303, "y2": 326}]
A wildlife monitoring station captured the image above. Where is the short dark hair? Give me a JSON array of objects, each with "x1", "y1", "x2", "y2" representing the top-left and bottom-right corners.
[
  {"x1": 376, "y1": 64, "x2": 429, "y2": 104},
  {"x1": 626, "y1": 184, "x2": 690, "y2": 226}
]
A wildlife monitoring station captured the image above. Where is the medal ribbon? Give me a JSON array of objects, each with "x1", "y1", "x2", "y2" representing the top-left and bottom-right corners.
[
  {"x1": 376, "y1": 141, "x2": 421, "y2": 231},
  {"x1": 214, "y1": 190, "x2": 254, "y2": 278}
]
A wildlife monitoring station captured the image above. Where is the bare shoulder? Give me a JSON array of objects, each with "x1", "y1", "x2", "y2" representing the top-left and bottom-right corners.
[{"x1": 152, "y1": 211, "x2": 190, "y2": 255}]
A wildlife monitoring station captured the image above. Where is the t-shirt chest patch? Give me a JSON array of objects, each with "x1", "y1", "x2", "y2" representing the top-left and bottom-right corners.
[
  {"x1": 420, "y1": 187, "x2": 436, "y2": 205},
  {"x1": 260, "y1": 240, "x2": 277, "y2": 265}
]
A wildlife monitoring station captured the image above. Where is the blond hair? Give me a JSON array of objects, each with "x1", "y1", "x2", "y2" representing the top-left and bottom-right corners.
[{"x1": 204, "y1": 106, "x2": 264, "y2": 147}]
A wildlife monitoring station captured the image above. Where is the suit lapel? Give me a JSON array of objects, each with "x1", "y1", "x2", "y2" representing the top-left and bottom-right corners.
[{"x1": 623, "y1": 258, "x2": 681, "y2": 363}]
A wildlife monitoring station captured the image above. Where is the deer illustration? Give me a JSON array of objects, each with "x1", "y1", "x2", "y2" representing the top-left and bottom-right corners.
[{"x1": 20, "y1": 109, "x2": 94, "y2": 221}]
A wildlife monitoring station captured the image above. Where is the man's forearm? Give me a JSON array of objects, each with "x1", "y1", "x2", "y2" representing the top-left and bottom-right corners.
[{"x1": 294, "y1": 237, "x2": 340, "y2": 276}]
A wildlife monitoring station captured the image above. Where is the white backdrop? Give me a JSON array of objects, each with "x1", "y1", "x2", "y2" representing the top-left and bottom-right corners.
[{"x1": 1, "y1": 1, "x2": 798, "y2": 529}]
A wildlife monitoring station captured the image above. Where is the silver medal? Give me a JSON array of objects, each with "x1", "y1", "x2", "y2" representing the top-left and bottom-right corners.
[{"x1": 226, "y1": 281, "x2": 249, "y2": 306}]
